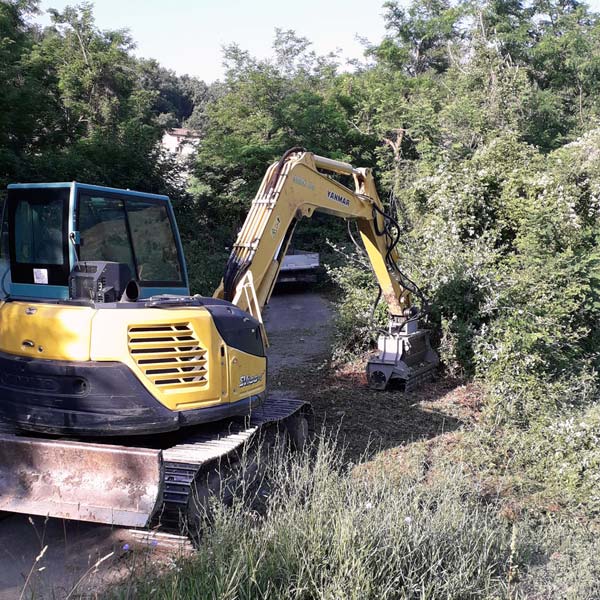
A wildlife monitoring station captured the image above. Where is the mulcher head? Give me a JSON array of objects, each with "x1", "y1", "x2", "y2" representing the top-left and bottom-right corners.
[{"x1": 366, "y1": 324, "x2": 439, "y2": 392}]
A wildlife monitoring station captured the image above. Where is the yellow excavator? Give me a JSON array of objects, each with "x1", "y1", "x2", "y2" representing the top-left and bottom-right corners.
[{"x1": 0, "y1": 149, "x2": 437, "y2": 529}]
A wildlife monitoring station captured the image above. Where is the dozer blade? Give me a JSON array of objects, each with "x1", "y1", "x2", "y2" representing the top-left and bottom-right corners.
[{"x1": 0, "y1": 434, "x2": 163, "y2": 527}]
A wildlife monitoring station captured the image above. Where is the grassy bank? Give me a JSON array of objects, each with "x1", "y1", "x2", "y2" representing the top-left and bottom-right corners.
[
  {"x1": 108, "y1": 434, "x2": 599, "y2": 600},
  {"x1": 111, "y1": 438, "x2": 514, "y2": 599}
]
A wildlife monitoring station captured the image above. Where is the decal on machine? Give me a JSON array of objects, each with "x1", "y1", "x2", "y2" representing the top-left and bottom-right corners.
[
  {"x1": 239, "y1": 374, "x2": 263, "y2": 388},
  {"x1": 271, "y1": 216, "x2": 282, "y2": 238},
  {"x1": 33, "y1": 268, "x2": 48, "y2": 284},
  {"x1": 293, "y1": 175, "x2": 315, "y2": 191},
  {"x1": 327, "y1": 190, "x2": 350, "y2": 207}
]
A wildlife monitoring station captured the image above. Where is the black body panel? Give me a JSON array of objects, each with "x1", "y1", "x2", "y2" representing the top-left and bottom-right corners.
[
  {"x1": 0, "y1": 351, "x2": 263, "y2": 436},
  {"x1": 204, "y1": 303, "x2": 264, "y2": 357}
]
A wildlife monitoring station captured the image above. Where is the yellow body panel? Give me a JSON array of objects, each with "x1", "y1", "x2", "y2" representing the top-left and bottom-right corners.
[
  {"x1": 0, "y1": 301, "x2": 267, "y2": 413},
  {"x1": 0, "y1": 301, "x2": 94, "y2": 361},
  {"x1": 228, "y1": 347, "x2": 267, "y2": 402},
  {"x1": 91, "y1": 306, "x2": 254, "y2": 411}
]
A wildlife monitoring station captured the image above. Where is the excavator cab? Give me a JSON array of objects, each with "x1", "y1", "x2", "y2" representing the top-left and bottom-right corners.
[
  {"x1": 3, "y1": 183, "x2": 189, "y2": 301},
  {"x1": 0, "y1": 183, "x2": 271, "y2": 528}
]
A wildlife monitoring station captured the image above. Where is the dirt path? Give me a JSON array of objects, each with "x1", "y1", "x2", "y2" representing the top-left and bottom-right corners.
[
  {"x1": 262, "y1": 290, "x2": 334, "y2": 378},
  {"x1": 0, "y1": 516, "x2": 129, "y2": 599},
  {"x1": 0, "y1": 291, "x2": 335, "y2": 600}
]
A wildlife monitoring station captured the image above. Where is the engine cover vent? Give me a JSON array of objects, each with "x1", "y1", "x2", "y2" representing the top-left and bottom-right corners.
[{"x1": 128, "y1": 323, "x2": 208, "y2": 391}]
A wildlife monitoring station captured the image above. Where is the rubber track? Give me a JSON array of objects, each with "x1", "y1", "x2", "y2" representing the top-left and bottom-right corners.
[{"x1": 154, "y1": 395, "x2": 307, "y2": 529}]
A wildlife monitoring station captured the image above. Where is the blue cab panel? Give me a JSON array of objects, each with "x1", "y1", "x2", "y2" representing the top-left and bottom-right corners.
[{"x1": 4, "y1": 182, "x2": 190, "y2": 301}]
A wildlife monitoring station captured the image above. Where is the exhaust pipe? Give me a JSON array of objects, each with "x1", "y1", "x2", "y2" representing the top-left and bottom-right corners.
[{"x1": 121, "y1": 279, "x2": 141, "y2": 302}]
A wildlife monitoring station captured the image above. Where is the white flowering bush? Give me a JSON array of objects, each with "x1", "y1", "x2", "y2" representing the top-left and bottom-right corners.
[
  {"x1": 309, "y1": 132, "x2": 599, "y2": 513},
  {"x1": 331, "y1": 132, "x2": 600, "y2": 405},
  {"x1": 400, "y1": 133, "x2": 600, "y2": 419},
  {"x1": 530, "y1": 405, "x2": 600, "y2": 509}
]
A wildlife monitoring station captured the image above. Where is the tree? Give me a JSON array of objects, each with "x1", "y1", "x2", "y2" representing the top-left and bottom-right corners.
[
  {"x1": 0, "y1": 0, "x2": 59, "y2": 186},
  {"x1": 372, "y1": 0, "x2": 462, "y2": 75},
  {"x1": 42, "y1": 2, "x2": 138, "y2": 138},
  {"x1": 530, "y1": 0, "x2": 600, "y2": 136},
  {"x1": 193, "y1": 32, "x2": 376, "y2": 215}
]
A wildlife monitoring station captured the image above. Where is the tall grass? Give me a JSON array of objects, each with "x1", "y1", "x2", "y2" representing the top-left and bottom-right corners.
[{"x1": 111, "y1": 437, "x2": 518, "y2": 599}]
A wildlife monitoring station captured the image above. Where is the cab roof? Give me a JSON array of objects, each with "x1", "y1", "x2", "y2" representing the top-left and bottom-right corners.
[{"x1": 7, "y1": 182, "x2": 169, "y2": 202}]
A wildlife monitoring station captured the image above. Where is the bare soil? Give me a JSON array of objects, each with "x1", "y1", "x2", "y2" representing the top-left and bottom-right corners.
[
  {"x1": 265, "y1": 290, "x2": 481, "y2": 462},
  {"x1": 273, "y1": 359, "x2": 481, "y2": 462}
]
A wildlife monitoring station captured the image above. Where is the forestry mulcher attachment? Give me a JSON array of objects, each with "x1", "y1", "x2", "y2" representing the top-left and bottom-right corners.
[{"x1": 0, "y1": 150, "x2": 437, "y2": 529}]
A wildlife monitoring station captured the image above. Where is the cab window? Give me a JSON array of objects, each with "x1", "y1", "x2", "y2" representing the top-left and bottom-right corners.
[
  {"x1": 6, "y1": 187, "x2": 70, "y2": 286},
  {"x1": 126, "y1": 201, "x2": 181, "y2": 282},
  {"x1": 79, "y1": 195, "x2": 136, "y2": 278},
  {"x1": 77, "y1": 192, "x2": 184, "y2": 285}
]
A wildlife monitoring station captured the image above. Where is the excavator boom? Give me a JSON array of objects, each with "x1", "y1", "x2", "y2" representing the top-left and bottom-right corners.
[
  {"x1": 215, "y1": 151, "x2": 408, "y2": 315},
  {"x1": 215, "y1": 149, "x2": 438, "y2": 390}
]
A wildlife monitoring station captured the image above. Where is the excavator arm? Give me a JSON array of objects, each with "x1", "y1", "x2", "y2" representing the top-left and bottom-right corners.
[{"x1": 215, "y1": 149, "x2": 438, "y2": 390}]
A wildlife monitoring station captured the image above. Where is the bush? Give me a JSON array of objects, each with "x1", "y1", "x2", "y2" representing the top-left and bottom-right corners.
[
  {"x1": 326, "y1": 261, "x2": 388, "y2": 362},
  {"x1": 319, "y1": 131, "x2": 600, "y2": 518},
  {"x1": 520, "y1": 404, "x2": 600, "y2": 512}
]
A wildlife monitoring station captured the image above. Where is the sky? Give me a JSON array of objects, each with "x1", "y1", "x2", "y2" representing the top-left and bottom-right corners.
[
  {"x1": 35, "y1": 0, "x2": 389, "y2": 82},
  {"x1": 35, "y1": 0, "x2": 600, "y2": 83}
]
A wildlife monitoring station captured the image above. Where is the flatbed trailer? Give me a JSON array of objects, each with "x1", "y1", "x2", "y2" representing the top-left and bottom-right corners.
[{"x1": 278, "y1": 251, "x2": 320, "y2": 284}]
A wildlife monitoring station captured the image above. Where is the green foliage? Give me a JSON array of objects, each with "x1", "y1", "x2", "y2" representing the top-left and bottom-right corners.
[
  {"x1": 135, "y1": 59, "x2": 217, "y2": 130},
  {"x1": 111, "y1": 439, "x2": 519, "y2": 599},
  {"x1": 327, "y1": 261, "x2": 388, "y2": 361},
  {"x1": 528, "y1": 403, "x2": 600, "y2": 509},
  {"x1": 191, "y1": 31, "x2": 379, "y2": 254},
  {"x1": 327, "y1": 121, "x2": 600, "y2": 511},
  {"x1": 0, "y1": 1, "x2": 213, "y2": 196},
  {"x1": 375, "y1": 0, "x2": 462, "y2": 75},
  {"x1": 44, "y1": 3, "x2": 137, "y2": 136},
  {"x1": 175, "y1": 183, "x2": 233, "y2": 294},
  {"x1": 474, "y1": 135, "x2": 600, "y2": 427},
  {"x1": 517, "y1": 515, "x2": 600, "y2": 599},
  {"x1": 0, "y1": 0, "x2": 57, "y2": 186}
]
